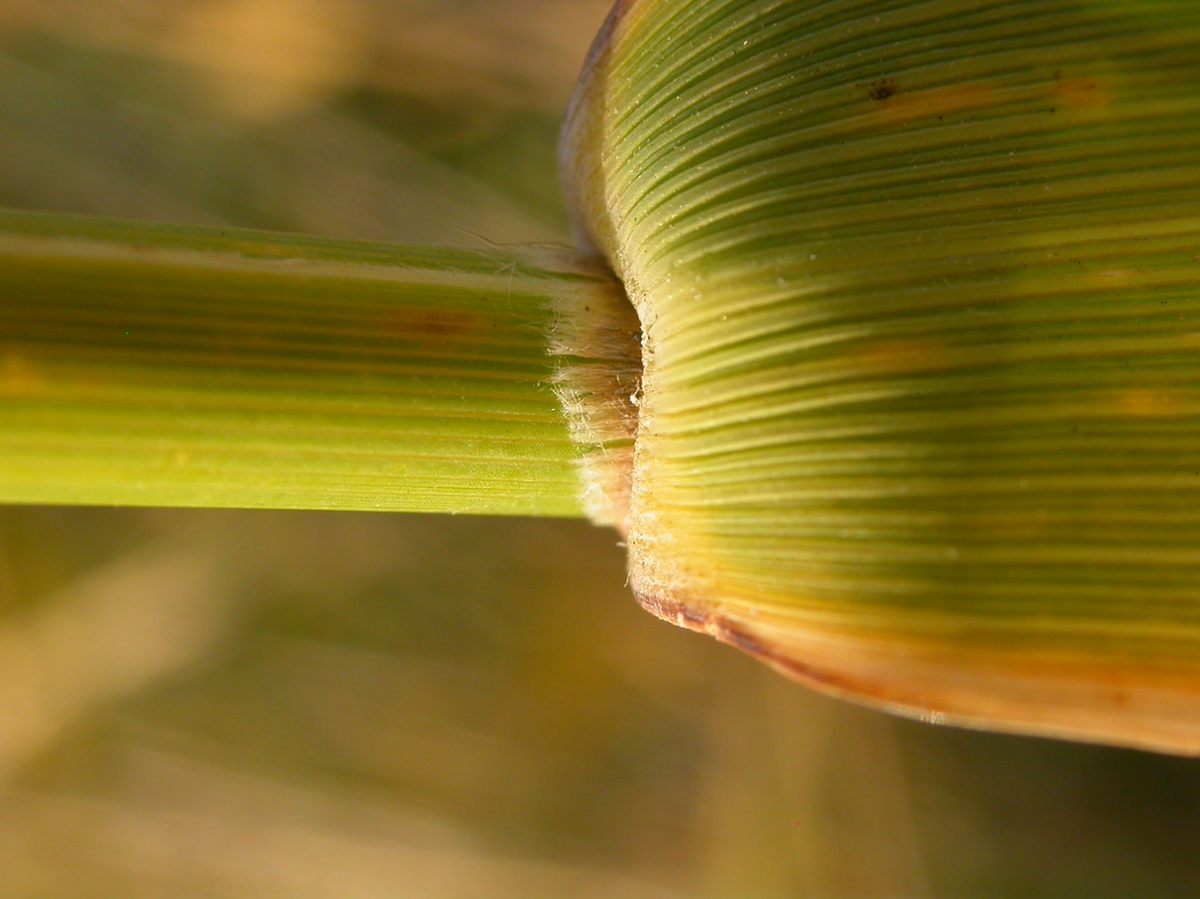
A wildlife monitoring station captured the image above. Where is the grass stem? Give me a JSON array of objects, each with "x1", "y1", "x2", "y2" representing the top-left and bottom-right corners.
[{"x1": 0, "y1": 209, "x2": 628, "y2": 516}]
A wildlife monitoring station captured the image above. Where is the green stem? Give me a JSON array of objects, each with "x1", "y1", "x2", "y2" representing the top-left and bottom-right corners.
[{"x1": 0, "y1": 209, "x2": 622, "y2": 516}]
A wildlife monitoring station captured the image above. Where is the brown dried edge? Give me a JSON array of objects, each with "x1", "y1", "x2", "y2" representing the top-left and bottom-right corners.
[{"x1": 636, "y1": 586, "x2": 1200, "y2": 756}]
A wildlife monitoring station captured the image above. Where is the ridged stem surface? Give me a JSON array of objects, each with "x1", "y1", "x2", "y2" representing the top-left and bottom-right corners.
[{"x1": 0, "y1": 210, "x2": 628, "y2": 516}]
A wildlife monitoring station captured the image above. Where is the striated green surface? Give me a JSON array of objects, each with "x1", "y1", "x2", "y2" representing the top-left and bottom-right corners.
[
  {"x1": 0, "y1": 209, "x2": 615, "y2": 516},
  {"x1": 565, "y1": 0, "x2": 1200, "y2": 750}
]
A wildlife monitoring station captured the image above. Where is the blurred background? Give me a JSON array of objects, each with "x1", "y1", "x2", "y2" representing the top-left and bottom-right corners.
[{"x1": 1, "y1": 1, "x2": 1200, "y2": 896}]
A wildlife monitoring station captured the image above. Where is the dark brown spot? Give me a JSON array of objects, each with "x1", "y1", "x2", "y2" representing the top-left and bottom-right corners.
[{"x1": 868, "y1": 79, "x2": 897, "y2": 101}]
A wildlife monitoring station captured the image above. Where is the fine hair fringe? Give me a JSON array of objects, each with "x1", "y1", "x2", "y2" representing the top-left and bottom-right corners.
[{"x1": 547, "y1": 263, "x2": 641, "y2": 531}]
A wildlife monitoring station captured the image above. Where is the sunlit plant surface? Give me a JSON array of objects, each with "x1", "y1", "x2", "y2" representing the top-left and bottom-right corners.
[{"x1": 2, "y1": 2, "x2": 1200, "y2": 897}]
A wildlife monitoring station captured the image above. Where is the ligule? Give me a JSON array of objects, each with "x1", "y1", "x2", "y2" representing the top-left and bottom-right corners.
[
  {"x1": 564, "y1": 0, "x2": 1200, "y2": 752},
  {"x1": 548, "y1": 263, "x2": 643, "y2": 529}
]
